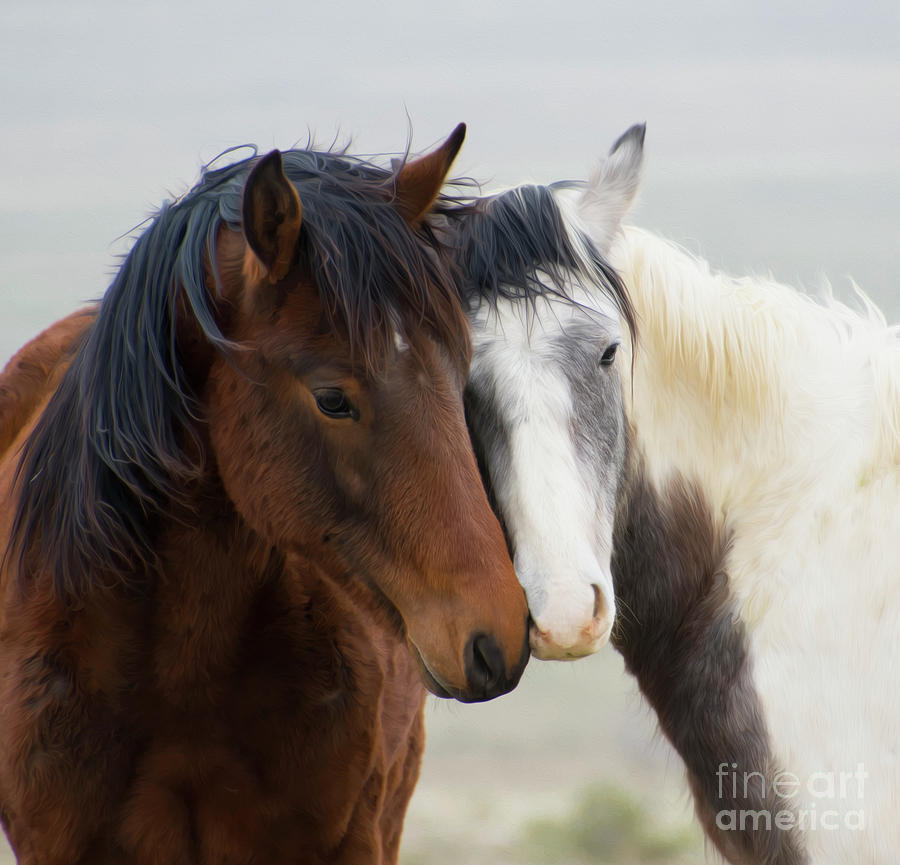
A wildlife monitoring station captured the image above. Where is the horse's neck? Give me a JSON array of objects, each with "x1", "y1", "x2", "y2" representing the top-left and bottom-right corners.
[
  {"x1": 134, "y1": 484, "x2": 271, "y2": 691},
  {"x1": 607, "y1": 227, "x2": 900, "y2": 863},
  {"x1": 151, "y1": 485, "x2": 404, "y2": 695},
  {"x1": 0, "y1": 309, "x2": 95, "y2": 458},
  {"x1": 610, "y1": 464, "x2": 808, "y2": 865}
]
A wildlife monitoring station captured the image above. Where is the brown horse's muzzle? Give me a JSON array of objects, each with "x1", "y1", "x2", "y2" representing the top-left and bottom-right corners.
[
  {"x1": 462, "y1": 629, "x2": 531, "y2": 701},
  {"x1": 402, "y1": 569, "x2": 531, "y2": 703},
  {"x1": 409, "y1": 627, "x2": 530, "y2": 703}
]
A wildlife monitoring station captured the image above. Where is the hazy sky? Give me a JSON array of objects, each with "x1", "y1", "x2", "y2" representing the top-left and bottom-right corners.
[{"x1": 2, "y1": 1, "x2": 899, "y2": 362}]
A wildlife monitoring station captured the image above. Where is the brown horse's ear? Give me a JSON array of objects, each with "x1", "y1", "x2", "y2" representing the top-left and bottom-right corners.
[
  {"x1": 242, "y1": 150, "x2": 303, "y2": 282},
  {"x1": 393, "y1": 123, "x2": 466, "y2": 225}
]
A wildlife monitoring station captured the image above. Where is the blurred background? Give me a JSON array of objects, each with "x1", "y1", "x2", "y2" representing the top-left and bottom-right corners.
[{"x1": 2, "y1": 1, "x2": 898, "y2": 862}]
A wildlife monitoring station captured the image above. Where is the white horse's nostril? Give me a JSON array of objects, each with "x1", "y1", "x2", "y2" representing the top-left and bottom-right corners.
[{"x1": 591, "y1": 582, "x2": 612, "y2": 626}]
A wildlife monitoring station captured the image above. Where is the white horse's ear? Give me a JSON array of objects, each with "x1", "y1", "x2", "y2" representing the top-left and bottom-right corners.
[{"x1": 577, "y1": 123, "x2": 645, "y2": 252}]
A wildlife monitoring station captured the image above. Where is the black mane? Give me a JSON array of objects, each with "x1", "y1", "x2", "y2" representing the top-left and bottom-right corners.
[
  {"x1": 8, "y1": 147, "x2": 466, "y2": 599},
  {"x1": 440, "y1": 182, "x2": 636, "y2": 335}
]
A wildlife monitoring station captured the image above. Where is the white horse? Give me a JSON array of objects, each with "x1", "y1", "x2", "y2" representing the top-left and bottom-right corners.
[{"x1": 458, "y1": 126, "x2": 900, "y2": 864}]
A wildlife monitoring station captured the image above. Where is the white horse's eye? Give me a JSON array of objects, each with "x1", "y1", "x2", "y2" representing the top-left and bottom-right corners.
[{"x1": 600, "y1": 342, "x2": 620, "y2": 366}]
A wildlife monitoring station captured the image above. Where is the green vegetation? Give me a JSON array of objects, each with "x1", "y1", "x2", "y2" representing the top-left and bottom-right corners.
[{"x1": 519, "y1": 783, "x2": 700, "y2": 864}]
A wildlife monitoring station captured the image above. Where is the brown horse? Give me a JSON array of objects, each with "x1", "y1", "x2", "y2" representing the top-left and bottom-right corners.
[{"x1": 0, "y1": 127, "x2": 529, "y2": 864}]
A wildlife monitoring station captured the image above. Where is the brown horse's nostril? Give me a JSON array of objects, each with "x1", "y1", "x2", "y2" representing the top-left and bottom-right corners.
[{"x1": 464, "y1": 633, "x2": 505, "y2": 698}]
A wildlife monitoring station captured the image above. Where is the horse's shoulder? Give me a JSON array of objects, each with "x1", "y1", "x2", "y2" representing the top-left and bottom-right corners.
[{"x1": 0, "y1": 307, "x2": 96, "y2": 458}]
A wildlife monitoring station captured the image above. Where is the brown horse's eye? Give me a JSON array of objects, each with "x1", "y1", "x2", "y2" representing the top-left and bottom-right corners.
[{"x1": 314, "y1": 388, "x2": 359, "y2": 421}]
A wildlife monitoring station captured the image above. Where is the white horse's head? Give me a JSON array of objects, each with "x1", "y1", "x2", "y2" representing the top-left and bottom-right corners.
[{"x1": 463, "y1": 125, "x2": 644, "y2": 659}]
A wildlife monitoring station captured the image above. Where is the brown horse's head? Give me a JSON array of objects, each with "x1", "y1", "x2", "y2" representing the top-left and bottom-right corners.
[{"x1": 202, "y1": 129, "x2": 528, "y2": 701}]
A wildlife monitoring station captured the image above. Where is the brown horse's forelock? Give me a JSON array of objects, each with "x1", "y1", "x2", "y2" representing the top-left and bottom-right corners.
[
  {"x1": 284, "y1": 158, "x2": 470, "y2": 372},
  {"x1": 5, "y1": 147, "x2": 469, "y2": 600}
]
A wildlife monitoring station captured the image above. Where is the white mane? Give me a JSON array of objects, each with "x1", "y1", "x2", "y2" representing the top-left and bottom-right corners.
[{"x1": 612, "y1": 225, "x2": 900, "y2": 473}]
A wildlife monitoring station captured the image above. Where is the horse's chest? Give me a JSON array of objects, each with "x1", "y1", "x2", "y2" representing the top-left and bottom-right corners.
[{"x1": 122, "y1": 572, "x2": 426, "y2": 863}]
